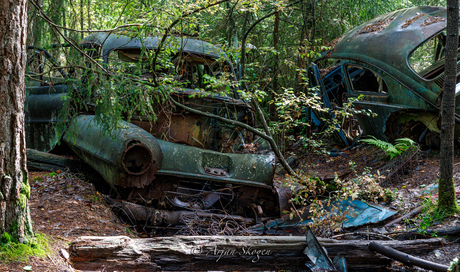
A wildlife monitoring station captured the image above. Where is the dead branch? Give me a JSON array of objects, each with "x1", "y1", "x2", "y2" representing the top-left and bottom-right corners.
[
  {"x1": 369, "y1": 242, "x2": 449, "y2": 272},
  {"x1": 384, "y1": 206, "x2": 423, "y2": 228}
]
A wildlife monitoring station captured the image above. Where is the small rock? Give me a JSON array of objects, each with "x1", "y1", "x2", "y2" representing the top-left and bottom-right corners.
[
  {"x1": 74, "y1": 195, "x2": 83, "y2": 201},
  {"x1": 434, "y1": 249, "x2": 442, "y2": 258},
  {"x1": 60, "y1": 249, "x2": 70, "y2": 260},
  {"x1": 372, "y1": 227, "x2": 388, "y2": 234}
]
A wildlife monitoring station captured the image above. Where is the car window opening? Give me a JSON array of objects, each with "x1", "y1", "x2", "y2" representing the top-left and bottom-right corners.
[
  {"x1": 346, "y1": 65, "x2": 388, "y2": 94},
  {"x1": 409, "y1": 29, "x2": 460, "y2": 91},
  {"x1": 108, "y1": 49, "x2": 232, "y2": 93}
]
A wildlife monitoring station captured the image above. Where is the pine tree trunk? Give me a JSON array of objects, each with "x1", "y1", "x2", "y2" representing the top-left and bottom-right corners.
[
  {"x1": 270, "y1": 10, "x2": 280, "y2": 119},
  {"x1": 0, "y1": 0, "x2": 33, "y2": 243},
  {"x1": 439, "y1": 0, "x2": 459, "y2": 212}
]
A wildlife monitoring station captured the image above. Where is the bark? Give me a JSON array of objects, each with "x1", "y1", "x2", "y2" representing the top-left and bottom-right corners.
[
  {"x1": 439, "y1": 0, "x2": 459, "y2": 211},
  {"x1": 0, "y1": 0, "x2": 32, "y2": 242},
  {"x1": 69, "y1": 236, "x2": 445, "y2": 271}
]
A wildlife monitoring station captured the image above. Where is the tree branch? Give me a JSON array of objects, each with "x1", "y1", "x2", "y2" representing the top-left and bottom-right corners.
[
  {"x1": 151, "y1": 0, "x2": 230, "y2": 85},
  {"x1": 158, "y1": 87, "x2": 296, "y2": 176}
]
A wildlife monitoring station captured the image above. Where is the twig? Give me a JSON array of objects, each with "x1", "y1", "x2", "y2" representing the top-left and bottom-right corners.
[
  {"x1": 332, "y1": 231, "x2": 394, "y2": 240},
  {"x1": 384, "y1": 206, "x2": 423, "y2": 228},
  {"x1": 64, "y1": 227, "x2": 97, "y2": 237},
  {"x1": 47, "y1": 254, "x2": 57, "y2": 266},
  {"x1": 29, "y1": 0, "x2": 109, "y2": 74}
]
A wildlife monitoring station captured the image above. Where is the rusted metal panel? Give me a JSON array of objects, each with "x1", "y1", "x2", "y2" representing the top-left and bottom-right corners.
[
  {"x1": 25, "y1": 88, "x2": 67, "y2": 151},
  {"x1": 156, "y1": 139, "x2": 275, "y2": 188},
  {"x1": 63, "y1": 115, "x2": 163, "y2": 189}
]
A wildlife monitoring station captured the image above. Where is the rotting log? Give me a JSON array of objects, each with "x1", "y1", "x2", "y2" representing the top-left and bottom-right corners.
[
  {"x1": 369, "y1": 242, "x2": 449, "y2": 272},
  {"x1": 26, "y1": 149, "x2": 84, "y2": 172},
  {"x1": 395, "y1": 225, "x2": 460, "y2": 240},
  {"x1": 69, "y1": 235, "x2": 445, "y2": 271}
]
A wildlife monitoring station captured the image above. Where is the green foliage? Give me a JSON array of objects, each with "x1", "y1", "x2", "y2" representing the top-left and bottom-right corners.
[
  {"x1": 0, "y1": 233, "x2": 50, "y2": 263},
  {"x1": 360, "y1": 136, "x2": 415, "y2": 159}
]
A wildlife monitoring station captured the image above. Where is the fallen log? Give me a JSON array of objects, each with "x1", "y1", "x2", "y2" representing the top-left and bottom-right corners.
[
  {"x1": 395, "y1": 225, "x2": 460, "y2": 240},
  {"x1": 26, "y1": 149, "x2": 84, "y2": 173},
  {"x1": 369, "y1": 242, "x2": 448, "y2": 272},
  {"x1": 69, "y1": 235, "x2": 445, "y2": 271}
]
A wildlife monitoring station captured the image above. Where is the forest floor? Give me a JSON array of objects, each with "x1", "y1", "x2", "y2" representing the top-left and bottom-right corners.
[{"x1": 0, "y1": 146, "x2": 459, "y2": 271}]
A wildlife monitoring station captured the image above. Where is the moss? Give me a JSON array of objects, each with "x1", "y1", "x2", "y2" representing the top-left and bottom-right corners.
[
  {"x1": 9, "y1": 221, "x2": 19, "y2": 235},
  {"x1": 0, "y1": 232, "x2": 50, "y2": 263},
  {"x1": 1, "y1": 233, "x2": 12, "y2": 244},
  {"x1": 21, "y1": 171, "x2": 30, "y2": 199}
]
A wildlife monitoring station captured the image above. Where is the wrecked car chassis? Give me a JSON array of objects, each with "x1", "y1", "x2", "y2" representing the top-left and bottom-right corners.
[
  {"x1": 25, "y1": 34, "x2": 283, "y2": 227},
  {"x1": 310, "y1": 6, "x2": 460, "y2": 147}
]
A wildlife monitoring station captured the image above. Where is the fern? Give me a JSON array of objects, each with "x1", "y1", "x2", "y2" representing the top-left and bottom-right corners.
[{"x1": 360, "y1": 136, "x2": 414, "y2": 159}]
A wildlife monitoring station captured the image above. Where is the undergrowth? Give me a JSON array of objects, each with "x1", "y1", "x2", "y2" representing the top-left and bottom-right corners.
[
  {"x1": 0, "y1": 232, "x2": 51, "y2": 263},
  {"x1": 283, "y1": 167, "x2": 394, "y2": 237},
  {"x1": 415, "y1": 197, "x2": 453, "y2": 232}
]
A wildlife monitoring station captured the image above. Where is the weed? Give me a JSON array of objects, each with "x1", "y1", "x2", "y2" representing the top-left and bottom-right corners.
[
  {"x1": 31, "y1": 176, "x2": 43, "y2": 183},
  {"x1": 48, "y1": 172, "x2": 58, "y2": 178},
  {"x1": 91, "y1": 192, "x2": 100, "y2": 202},
  {"x1": 415, "y1": 197, "x2": 450, "y2": 233}
]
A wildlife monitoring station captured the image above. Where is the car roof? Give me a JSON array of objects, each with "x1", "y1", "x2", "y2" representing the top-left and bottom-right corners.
[
  {"x1": 328, "y1": 6, "x2": 449, "y2": 76},
  {"x1": 81, "y1": 33, "x2": 227, "y2": 61}
]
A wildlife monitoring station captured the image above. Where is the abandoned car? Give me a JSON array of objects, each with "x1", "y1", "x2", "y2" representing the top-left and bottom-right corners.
[
  {"x1": 311, "y1": 6, "x2": 460, "y2": 147},
  {"x1": 25, "y1": 34, "x2": 283, "y2": 225}
]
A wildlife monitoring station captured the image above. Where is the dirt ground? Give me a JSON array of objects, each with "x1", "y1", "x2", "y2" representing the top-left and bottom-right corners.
[
  {"x1": 0, "y1": 146, "x2": 459, "y2": 271},
  {"x1": 0, "y1": 171, "x2": 133, "y2": 271}
]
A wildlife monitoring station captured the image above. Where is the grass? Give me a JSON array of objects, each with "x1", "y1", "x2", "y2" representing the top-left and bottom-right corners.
[{"x1": 0, "y1": 232, "x2": 51, "y2": 263}]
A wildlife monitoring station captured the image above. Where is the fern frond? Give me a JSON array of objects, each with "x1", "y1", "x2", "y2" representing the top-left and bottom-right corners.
[{"x1": 360, "y1": 136, "x2": 399, "y2": 159}]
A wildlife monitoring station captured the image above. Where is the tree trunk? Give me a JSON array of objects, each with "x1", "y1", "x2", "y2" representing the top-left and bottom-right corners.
[
  {"x1": 0, "y1": 0, "x2": 33, "y2": 243},
  {"x1": 69, "y1": 236, "x2": 445, "y2": 271},
  {"x1": 439, "y1": 0, "x2": 459, "y2": 212},
  {"x1": 270, "y1": 10, "x2": 279, "y2": 119}
]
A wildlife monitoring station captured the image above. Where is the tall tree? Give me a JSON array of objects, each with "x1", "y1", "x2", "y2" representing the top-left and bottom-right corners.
[
  {"x1": 439, "y1": 0, "x2": 459, "y2": 212},
  {"x1": 0, "y1": 0, "x2": 33, "y2": 242}
]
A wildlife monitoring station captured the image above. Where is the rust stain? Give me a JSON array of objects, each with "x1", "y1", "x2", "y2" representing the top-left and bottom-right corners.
[
  {"x1": 401, "y1": 13, "x2": 427, "y2": 29},
  {"x1": 358, "y1": 18, "x2": 394, "y2": 35},
  {"x1": 421, "y1": 16, "x2": 445, "y2": 27}
]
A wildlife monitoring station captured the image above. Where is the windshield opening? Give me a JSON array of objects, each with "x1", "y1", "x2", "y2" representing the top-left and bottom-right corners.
[{"x1": 107, "y1": 49, "x2": 234, "y2": 93}]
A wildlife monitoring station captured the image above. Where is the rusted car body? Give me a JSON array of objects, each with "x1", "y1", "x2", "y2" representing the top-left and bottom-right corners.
[
  {"x1": 25, "y1": 34, "x2": 281, "y2": 220},
  {"x1": 311, "y1": 6, "x2": 460, "y2": 146}
]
